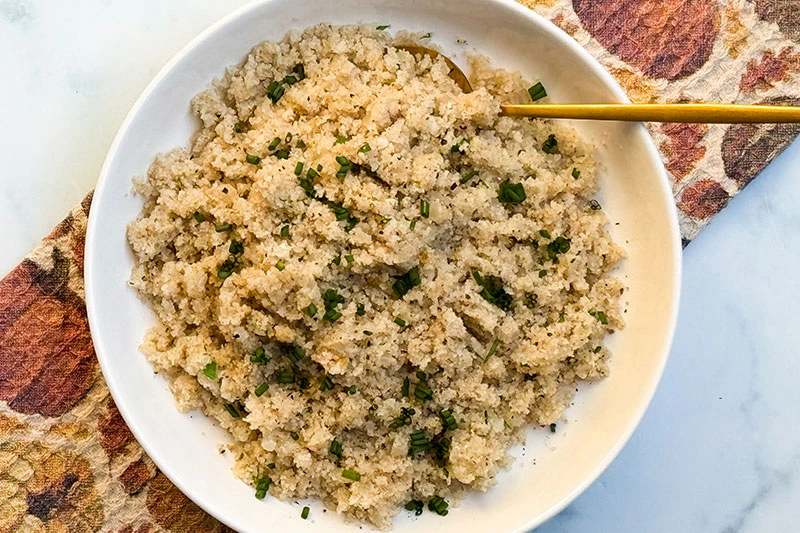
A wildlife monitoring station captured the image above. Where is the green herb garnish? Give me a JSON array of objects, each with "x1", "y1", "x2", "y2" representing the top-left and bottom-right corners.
[
  {"x1": 541, "y1": 134, "x2": 558, "y2": 154},
  {"x1": 193, "y1": 211, "x2": 206, "y2": 223},
  {"x1": 254, "y1": 475, "x2": 272, "y2": 499},
  {"x1": 394, "y1": 317, "x2": 407, "y2": 328},
  {"x1": 273, "y1": 149, "x2": 290, "y2": 159},
  {"x1": 330, "y1": 439, "x2": 343, "y2": 459},
  {"x1": 290, "y1": 431, "x2": 299, "y2": 441},
  {"x1": 405, "y1": 500, "x2": 424, "y2": 515},
  {"x1": 301, "y1": 506, "x2": 310, "y2": 520},
  {"x1": 590, "y1": 310, "x2": 609, "y2": 325},
  {"x1": 275, "y1": 259, "x2": 286, "y2": 271},
  {"x1": 215, "y1": 223, "x2": 232, "y2": 232},
  {"x1": 306, "y1": 303, "x2": 318, "y2": 317},
  {"x1": 254, "y1": 383, "x2": 269, "y2": 397},
  {"x1": 572, "y1": 167, "x2": 581, "y2": 179},
  {"x1": 323, "y1": 288, "x2": 345, "y2": 322},
  {"x1": 408, "y1": 430, "x2": 431, "y2": 455},
  {"x1": 202, "y1": 361, "x2": 217, "y2": 379},
  {"x1": 392, "y1": 266, "x2": 421, "y2": 298},
  {"x1": 538, "y1": 269, "x2": 548, "y2": 278},
  {"x1": 246, "y1": 154, "x2": 261, "y2": 165},
  {"x1": 229, "y1": 240, "x2": 244, "y2": 255},
  {"x1": 402, "y1": 377, "x2": 410, "y2": 397},
  {"x1": 376, "y1": 24, "x2": 391, "y2": 30},
  {"x1": 223, "y1": 403, "x2": 242, "y2": 418},
  {"x1": 528, "y1": 82, "x2": 547, "y2": 102},
  {"x1": 549, "y1": 423, "x2": 557, "y2": 433},
  {"x1": 589, "y1": 199, "x2": 602, "y2": 210},
  {"x1": 450, "y1": 137, "x2": 469, "y2": 153},
  {"x1": 342, "y1": 469, "x2": 361, "y2": 481},
  {"x1": 294, "y1": 161, "x2": 304, "y2": 176},
  {"x1": 420, "y1": 199, "x2": 430, "y2": 218},
  {"x1": 439, "y1": 409, "x2": 458, "y2": 431},
  {"x1": 358, "y1": 142, "x2": 371, "y2": 153},
  {"x1": 268, "y1": 137, "x2": 282, "y2": 151},
  {"x1": 414, "y1": 381, "x2": 433, "y2": 402},
  {"x1": 498, "y1": 180, "x2": 526, "y2": 205},
  {"x1": 539, "y1": 229, "x2": 551, "y2": 239},
  {"x1": 485, "y1": 339, "x2": 501, "y2": 362},
  {"x1": 389, "y1": 407, "x2": 416, "y2": 430},
  {"x1": 251, "y1": 346, "x2": 270, "y2": 365},
  {"x1": 233, "y1": 121, "x2": 246, "y2": 133},
  {"x1": 460, "y1": 169, "x2": 478, "y2": 184},
  {"x1": 428, "y1": 496, "x2": 449, "y2": 516},
  {"x1": 283, "y1": 344, "x2": 306, "y2": 365},
  {"x1": 319, "y1": 375, "x2": 335, "y2": 392},
  {"x1": 546, "y1": 236, "x2": 571, "y2": 261},
  {"x1": 472, "y1": 271, "x2": 512, "y2": 311},
  {"x1": 276, "y1": 367, "x2": 295, "y2": 384},
  {"x1": 266, "y1": 80, "x2": 286, "y2": 104},
  {"x1": 356, "y1": 302, "x2": 366, "y2": 316}
]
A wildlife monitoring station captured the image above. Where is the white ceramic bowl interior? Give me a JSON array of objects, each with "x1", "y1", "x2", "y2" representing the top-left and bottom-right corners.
[{"x1": 85, "y1": 0, "x2": 682, "y2": 531}]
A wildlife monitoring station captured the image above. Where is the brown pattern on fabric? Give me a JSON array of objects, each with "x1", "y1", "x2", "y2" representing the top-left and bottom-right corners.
[
  {"x1": 740, "y1": 48, "x2": 800, "y2": 92},
  {"x1": 3, "y1": 1, "x2": 800, "y2": 530},
  {"x1": 754, "y1": 0, "x2": 800, "y2": 43},
  {"x1": 572, "y1": 0, "x2": 720, "y2": 80},
  {"x1": 660, "y1": 123, "x2": 709, "y2": 181}
]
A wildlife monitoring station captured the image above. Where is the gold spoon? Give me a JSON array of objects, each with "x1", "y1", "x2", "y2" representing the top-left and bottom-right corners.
[{"x1": 400, "y1": 45, "x2": 800, "y2": 124}]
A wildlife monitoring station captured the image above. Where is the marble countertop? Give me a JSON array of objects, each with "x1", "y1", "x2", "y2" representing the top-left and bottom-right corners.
[{"x1": 2, "y1": 1, "x2": 799, "y2": 531}]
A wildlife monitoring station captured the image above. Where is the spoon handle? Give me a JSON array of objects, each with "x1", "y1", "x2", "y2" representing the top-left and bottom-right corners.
[{"x1": 499, "y1": 103, "x2": 800, "y2": 123}]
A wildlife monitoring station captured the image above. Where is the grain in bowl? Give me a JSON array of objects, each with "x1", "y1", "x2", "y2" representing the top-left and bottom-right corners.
[{"x1": 127, "y1": 23, "x2": 624, "y2": 529}]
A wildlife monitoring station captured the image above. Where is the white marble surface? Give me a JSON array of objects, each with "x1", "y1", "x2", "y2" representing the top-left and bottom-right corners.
[{"x1": 2, "y1": 1, "x2": 799, "y2": 531}]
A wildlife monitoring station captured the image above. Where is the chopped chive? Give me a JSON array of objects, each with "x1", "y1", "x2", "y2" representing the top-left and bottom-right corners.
[
  {"x1": 539, "y1": 229, "x2": 551, "y2": 239},
  {"x1": 331, "y1": 256, "x2": 342, "y2": 266},
  {"x1": 591, "y1": 310, "x2": 609, "y2": 325},
  {"x1": 460, "y1": 169, "x2": 478, "y2": 184},
  {"x1": 290, "y1": 431, "x2": 299, "y2": 441},
  {"x1": 572, "y1": 167, "x2": 581, "y2": 179},
  {"x1": 323, "y1": 309, "x2": 342, "y2": 322},
  {"x1": 297, "y1": 139, "x2": 307, "y2": 149},
  {"x1": 428, "y1": 496, "x2": 449, "y2": 516},
  {"x1": 402, "y1": 377, "x2": 410, "y2": 397},
  {"x1": 376, "y1": 24, "x2": 391, "y2": 30},
  {"x1": 450, "y1": 137, "x2": 469, "y2": 153},
  {"x1": 193, "y1": 211, "x2": 206, "y2": 223},
  {"x1": 223, "y1": 403, "x2": 241, "y2": 418},
  {"x1": 202, "y1": 361, "x2": 217, "y2": 379},
  {"x1": 472, "y1": 271, "x2": 512, "y2": 311},
  {"x1": 251, "y1": 346, "x2": 270, "y2": 365},
  {"x1": 356, "y1": 302, "x2": 366, "y2": 316},
  {"x1": 363, "y1": 330, "x2": 373, "y2": 335},
  {"x1": 498, "y1": 180, "x2": 526, "y2": 205},
  {"x1": 229, "y1": 240, "x2": 244, "y2": 255},
  {"x1": 233, "y1": 121, "x2": 246, "y2": 133},
  {"x1": 358, "y1": 142, "x2": 371, "y2": 153},
  {"x1": 394, "y1": 317, "x2": 407, "y2": 327},
  {"x1": 329, "y1": 202, "x2": 351, "y2": 221},
  {"x1": 408, "y1": 430, "x2": 431, "y2": 455},
  {"x1": 344, "y1": 254, "x2": 354, "y2": 263},
  {"x1": 267, "y1": 463, "x2": 275, "y2": 469},
  {"x1": 336, "y1": 155, "x2": 351, "y2": 178},
  {"x1": 342, "y1": 469, "x2": 361, "y2": 481},
  {"x1": 301, "y1": 506, "x2": 310, "y2": 519},
  {"x1": 558, "y1": 312, "x2": 565, "y2": 323},
  {"x1": 347, "y1": 385, "x2": 357, "y2": 395},
  {"x1": 253, "y1": 475, "x2": 272, "y2": 499},
  {"x1": 589, "y1": 199, "x2": 602, "y2": 210},
  {"x1": 334, "y1": 133, "x2": 351, "y2": 145},
  {"x1": 276, "y1": 366, "x2": 295, "y2": 384},
  {"x1": 528, "y1": 82, "x2": 547, "y2": 102},
  {"x1": 319, "y1": 375, "x2": 335, "y2": 391},
  {"x1": 280, "y1": 224, "x2": 290, "y2": 239},
  {"x1": 283, "y1": 344, "x2": 306, "y2": 365},
  {"x1": 541, "y1": 134, "x2": 558, "y2": 154},
  {"x1": 421, "y1": 32, "x2": 432, "y2": 39},
  {"x1": 275, "y1": 260, "x2": 286, "y2": 271},
  {"x1": 254, "y1": 382, "x2": 269, "y2": 397},
  {"x1": 306, "y1": 303, "x2": 318, "y2": 317},
  {"x1": 330, "y1": 439, "x2": 343, "y2": 458},
  {"x1": 440, "y1": 409, "x2": 458, "y2": 431},
  {"x1": 273, "y1": 149, "x2": 290, "y2": 159},
  {"x1": 392, "y1": 266, "x2": 421, "y2": 298},
  {"x1": 405, "y1": 500, "x2": 424, "y2": 515},
  {"x1": 593, "y1": 346, "x2": 602, "y2": 353},
  {"x1": 409, "y1": 217, "x2": 418, "y2": 230},
  {"x1": 266, "y1": 80, "x2": 285, "y2": 104},
  {"x1": 546, "y1": 236, "x2": 571, "y2": 261},
  {"x1": 344, "y1": 217, "x2": 359, "y2": 232},
  {"x1": 298, "y1": 376, "x2": 310, "y2": 390},
  {"x1": 549, "y1": 423, "x2": 557, "y2": 433},
  {"x1": 539, "y1": 269, "x2": 547, "y2": 278},
  {"x1": 414, "y1": 381, "x2": 433, "y2": 402},
  {"x1": 416, "y1": 370, "x2": 427, "y2": 381},
  {"x1": 246, "y1": 154, "x2": 261, "y2": 165},
  {"x1": 485, "y1": 339, "x2": 501, "y2": 361},
  {"x1": 317, "y1": 163, "x2": 323, "y2": 172},
  {"x1": 293, "y1": 63, "x2": 306, "y2": 81},
  {"x1": 420, "y1": 199, "x2": 430, "y2": 218},
  {"x1": 268, "y1": 137, "x2": 281, "y2": 150},
  {"x1": 215, "y1": 223, "x2": 232, "y2": 232},
  {"x1": 294, "y1": 161, "x2": 304, "y2": 176}
]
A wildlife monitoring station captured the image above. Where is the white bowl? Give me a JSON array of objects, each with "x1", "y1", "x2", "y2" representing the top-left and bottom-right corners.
[{"x1": 85, "y1": 0, "x2": 682, "y2": 531}]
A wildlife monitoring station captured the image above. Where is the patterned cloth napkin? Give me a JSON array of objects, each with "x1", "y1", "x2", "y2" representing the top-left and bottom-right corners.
[{"x1": 2, "y1": 1, "x2": 800, "y2": 530}]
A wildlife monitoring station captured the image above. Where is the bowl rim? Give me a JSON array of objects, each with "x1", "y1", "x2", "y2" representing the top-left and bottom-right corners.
[{"x1": 85, "y1": 0, "x2": 682, "y2": 530}]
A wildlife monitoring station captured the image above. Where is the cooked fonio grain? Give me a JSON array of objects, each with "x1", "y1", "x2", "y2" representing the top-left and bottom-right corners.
[{"x1": 128, "y1": 24, "x2": 624, "y2": 529}]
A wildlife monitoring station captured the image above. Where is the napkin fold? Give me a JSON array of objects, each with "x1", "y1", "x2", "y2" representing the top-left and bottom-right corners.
[{"x1": 3, "y1": 0, "x2": 800, "y2": 530}]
